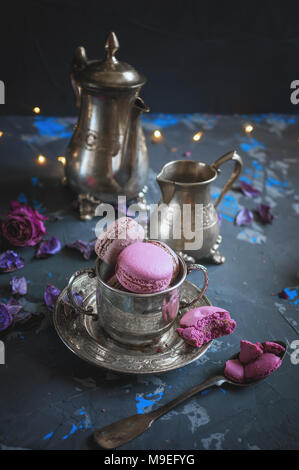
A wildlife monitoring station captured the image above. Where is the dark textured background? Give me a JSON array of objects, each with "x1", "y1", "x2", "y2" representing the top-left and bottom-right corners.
[{"x1": 1, "y1": 0, "x2": 299, "y2": 115}]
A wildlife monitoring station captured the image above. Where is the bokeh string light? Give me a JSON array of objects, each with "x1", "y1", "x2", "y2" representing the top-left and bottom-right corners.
[
  {"x1": 192, "y1": 131, "x2": 202, "y2": 142},
  {"x1": 33, "y1": 106, "x2": 41, "y2": 114},
  {"x1": 244, "y1": 124, "x2": 254, "y2": 134},
  {"x1": 151, "y1": 129, "x2": 163, "y2": 143},
  {"x1": 37, "y1": 154, "x2": 46, "y2": 164},
  {"x1": 57, "y1": 156, "x2": 66, "y2": 166}
]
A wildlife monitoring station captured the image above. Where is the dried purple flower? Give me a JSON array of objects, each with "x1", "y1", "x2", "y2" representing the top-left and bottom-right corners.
[
  {"x1": 63, "y1": 291, "x2": 84, "y2": 310},
  {"x1": 0, "y1": 304, "x2": 13, "y2": 332},
  {"x1": 0, "y1": 251, "x2": 25, "y2": 273},
  {"x1": 35, "y1": 236, "x2": 61, "y2": 259},
  {"x1": 10, "y1": 276, "x2": 27, "y2": 295},
  {"x1": 1, "y1": 201, "x2": 48, "y2": 247},
  {"x1": 240, "y1": 181, "x2": 261, "y2": 198},
  {"x1": 66, "y1": 240, "x2": 95, "y2": 260},
  {"x1": 235, "y1": 208, "x2": 254, "y2": 226},
  {"x1": 13, "y1": 311, "x2": 44, "y2": 329},
  {"x1": 278, "y1": 290, "x2": 289, "y2": 299},
  {"x1": 257, "y1": 204, "x2": 274, "y2": 224},
  {"x1": 44, "y1": 283, "x2": 61, "y2": 311},
  {"x1": 72, "y1": 292, "x2": 83, "y2": 306},
  {"x1": 5, "y1": 298, "x2": 23, "y2": 316}
]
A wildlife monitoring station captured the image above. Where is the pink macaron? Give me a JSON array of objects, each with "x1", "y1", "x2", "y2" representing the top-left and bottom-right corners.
[
  {"x1": 176, "y1": 306, "x2": 236, "y2": 348},
  {"x1": 115, "y1": 242, "x2": 173, "y2": 293},
  {"x1": 95, "y1": 217, "x2": 145, "y2": 265},
  {"x1": 146, "y1": 240, "x2": 180, "y2": 284},
  {"x1": 224, "y1": 359, "x2": 244, "y2": 383},
  {"x1": 244, "y1": 353, "x2": 282, "y2": 381},
  {"x1": 239, "y1": 340, "x2": 264, "y2": 364}
]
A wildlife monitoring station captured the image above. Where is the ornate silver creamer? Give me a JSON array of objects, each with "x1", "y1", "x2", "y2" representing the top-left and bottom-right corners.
[{"x1": 151, "y1": 151, "x2": 243, "y2": 264}]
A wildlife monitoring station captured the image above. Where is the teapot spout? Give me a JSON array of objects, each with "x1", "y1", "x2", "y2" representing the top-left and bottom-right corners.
[
  {"x1": 134, "y1": 96, "x2": 150, "y2": 115},
  {"x1": 116, "y1": 96, "x2": 149, "y2": 186}
]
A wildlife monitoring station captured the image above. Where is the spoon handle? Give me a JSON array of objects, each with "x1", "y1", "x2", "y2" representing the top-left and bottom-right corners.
[
  {"x1": 150, "y1": 375, "x2": 226, "y2": 420},
  {"x1": 93, "y1": 375, "x2": 226, "y2": 449}
]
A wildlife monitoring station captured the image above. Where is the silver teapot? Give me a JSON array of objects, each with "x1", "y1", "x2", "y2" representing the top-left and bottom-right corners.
[
  {"x1": 65, "y1": 32, "x2": 149, "y2": 206},
  {"x1": 150, "y1": 151, "x2": 243, "y2": 264}
]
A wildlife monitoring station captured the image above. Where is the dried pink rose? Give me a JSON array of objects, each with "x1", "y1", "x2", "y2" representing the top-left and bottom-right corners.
[
  {"x1": 257, "y1": 204, "x2": 274, "y2": 224},
  {"x1": 1, "y1": 201, "x2": 48, "y2": 247},
  {"x1": 235, "y1": 208, "x2": 254, "y2": 226},
  {"x1": 240, "y1": 181, "x2": 261, "y2": 198}
]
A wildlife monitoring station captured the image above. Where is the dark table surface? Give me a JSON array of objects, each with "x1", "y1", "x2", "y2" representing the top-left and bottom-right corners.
[{"x1": 0, "y1": 113, "x2": 298, "y2": 450}]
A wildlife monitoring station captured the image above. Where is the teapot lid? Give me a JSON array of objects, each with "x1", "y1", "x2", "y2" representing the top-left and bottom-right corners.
[{"x1": 73, "y1": 32, "x2": 146, "y2": 90}]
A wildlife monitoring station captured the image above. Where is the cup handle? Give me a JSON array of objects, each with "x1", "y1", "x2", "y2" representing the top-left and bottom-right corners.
[
  {"x1": 66, "y1": 267, "x2": 98, "y2": 319},
  {"x1": 180, "y1": 264, "x2": 209, "y2": 309},
  {"x1": 211, "y1": 150, "x2": 243, "y2": 208}
]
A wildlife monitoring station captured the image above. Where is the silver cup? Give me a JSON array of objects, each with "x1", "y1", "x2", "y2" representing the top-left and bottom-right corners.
[{"x1": 67, "y1": 255, "x2": 208, "y2": 347}]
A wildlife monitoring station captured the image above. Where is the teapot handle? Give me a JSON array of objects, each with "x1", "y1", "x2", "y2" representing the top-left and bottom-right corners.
[
  {"x1": 211, "y1": 151, "x2": 243, "y2": 208},
  {"x1": 70, "y1": 46, "x2": 88, "y2": 108}
]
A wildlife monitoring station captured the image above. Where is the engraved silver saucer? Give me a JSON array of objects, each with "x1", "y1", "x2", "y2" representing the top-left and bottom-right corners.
[{"x1": 53, "y1": 272, "x2": 212, "y2": 374}]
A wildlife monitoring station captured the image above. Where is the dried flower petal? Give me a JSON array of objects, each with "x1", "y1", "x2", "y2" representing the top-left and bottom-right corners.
[
  {"x1": 44, "y1": 283, "x2": 61, "y2": 311},
  {"x1": 13, "y1": 311, "x2": 44, "y2": 329},
  {"x1": 257, "y1": 204, "x2": 274, "y2": 224},
  {"x1": 5, "y1": 298, "x2": 23, "y2": 316},
  {"x1": 10, "y1": 276, "x2": 27, "y2": 295},
  {"x1": 35, "y1": 237, "x2": 61, "y2": 259},
  {"x1": 0, "y1": 304, "x2": 13, "y2": 331},
  {"x1": 235, "y1": 208, "x2": 254, "y2": 226},
  {"x1": 0, "y1": 251, "x2": 25, "y2": 273},
  {"x1": 278, "y1": 290, "x2": 289, "y2": 299},
  {"x1": 72, "y1": 292, "x2": 83, "y2": 306},
  {"x1": 66, "y1": 240, "x2": 95, "y2": 260},
  {"x1": 63, "y1": 291, "x2": 84, "y2": 309},
  {"x1": 240, "y1": 181, "x2": 261, "y2": 198}
]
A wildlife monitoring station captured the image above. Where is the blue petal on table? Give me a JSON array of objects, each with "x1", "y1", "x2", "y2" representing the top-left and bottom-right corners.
[
  {"x1": 256, "y1": 204, "x2": 274, "y2": 224},
  {"x1": 66, "y1": 240, "x2": 95, "y2": 260},
  {"x1": 240, "y1": 181, "x2": 261, "y2": 198},
  {"x1": 0, "y1": 251, "x2": 25, "y2": 273},
  {"x1": 10, "y1": 276, "x2": 27, "y2": 295},
  {"x1": 235, "y1": 208, "x2": 254, "y2": 226},
  {"x1": 44, "y1": 284, "x2": 61, "y2": 311},
  {"x1": 35, "y1": 237, "x2": 62, "y2": 259}
]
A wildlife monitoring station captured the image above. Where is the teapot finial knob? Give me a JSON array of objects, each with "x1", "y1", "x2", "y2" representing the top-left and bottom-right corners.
[
  {"x1": 105, "y1": 31, "x2": 119, "y2": 63},
  {"x1": 73, "y1": 46, "x2": 87, "y2": 70}
]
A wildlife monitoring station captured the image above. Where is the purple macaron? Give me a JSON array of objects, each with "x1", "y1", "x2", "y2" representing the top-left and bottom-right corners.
[{"x1": 115, "y1": 242, "x2": 173, "y2": 293}]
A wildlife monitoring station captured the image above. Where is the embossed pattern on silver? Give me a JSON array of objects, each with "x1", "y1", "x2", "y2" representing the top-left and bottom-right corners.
[{"x1": 53, "y1": 274, "x2": 212, "y2": 375}]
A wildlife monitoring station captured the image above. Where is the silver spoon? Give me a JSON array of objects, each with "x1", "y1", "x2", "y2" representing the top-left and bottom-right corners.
[{"x1": 93, "y1": 341, "x2": 286, "y2": 449}]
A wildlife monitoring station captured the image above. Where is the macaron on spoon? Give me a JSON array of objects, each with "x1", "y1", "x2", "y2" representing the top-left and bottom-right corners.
[{"x1": 93, "y1": 340, "x2": 286, "y2": 449}]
